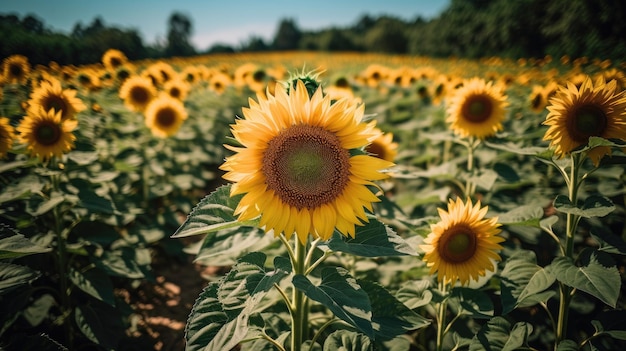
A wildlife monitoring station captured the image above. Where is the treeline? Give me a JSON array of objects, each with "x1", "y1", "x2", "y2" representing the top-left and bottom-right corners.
[{"x1": 2, "y1": 0, "x2": 625, "y2": 66}]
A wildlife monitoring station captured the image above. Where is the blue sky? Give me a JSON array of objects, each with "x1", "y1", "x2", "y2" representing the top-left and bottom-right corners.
[{"x1": 1, "y1": 0, "x2": 450, "y2": 50}]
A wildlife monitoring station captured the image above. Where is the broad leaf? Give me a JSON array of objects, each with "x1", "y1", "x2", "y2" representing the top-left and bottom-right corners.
[
  {"x1": 172, "y1": 184, "x2": 259, "y2": 238},
  {"x1": 185, "y1": 253, "x2": 291, "y2": 351},
  {"x1": 323, "y1": 330, "x2": 371, "y2": 351},
  {"x1": 556, "y1": 340, "x2": 579, "y2": 351},
  {"x1": 75, "y1": 301, "x2": 124, "y2": 351},
  {"x1": 550, "y1": 250, "x2": 620, "y2": 307},
  {"x1": 0, "y1": 262, "x2": 41, "y2": 294},
  {"x1": 323, "y1": 217, "x2": 417, "y2": 257},
  {"x1": 359, "y1": 280, "x2": 430, "y2": 340},
  {"x1": 497, "y1": 206, "x2": 544, "y2": 227},
  {"x1": 292, "y1": 267, "x2": 374, "y2": 338},
  {"x1": 194, "y1": 226, "x2": 273, "y2": 266},
  {"x1": 31, "y1": 193, "x2": 65, "y2": 216},
  {"x1": 469, "y1": 316, "x2": 532, "y2": 351},
  {"x1": 500, "y1": 250, "x2": 555, "y2": 314},
  {"x1": 571, "y1": 136, "x2": 626, "y2": 154},
  {"x1": 492, "y1": 162, "x2": 520, "y2": 182},
  {"x1": 449, "y1": 287, "x2": 494, "y2": 319},
  {"x1": 0, "y1": 226, "x2": 51, "y2": 259},
  {"x1": 396, "y1": 279, "x2": 433, "y2": 309},
  {"x1": 590, "y1": 227, "x2": 626, "y2": 255},
  {"x1": 69, "y1": 267, "x2": 116, "y2": 306},
  {"x1": 553, "y1": 195, "x2": 615, "y2": 218}
]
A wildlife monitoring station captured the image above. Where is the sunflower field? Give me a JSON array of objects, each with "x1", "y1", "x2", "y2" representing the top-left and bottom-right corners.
[{"x1": 1, "y1": 50, "x2": 625, "y2": 351}]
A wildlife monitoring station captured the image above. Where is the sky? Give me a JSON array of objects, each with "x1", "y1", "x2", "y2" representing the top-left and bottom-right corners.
[{"x1": 1, "y1": 0, "x2": 450, "y2": 50}]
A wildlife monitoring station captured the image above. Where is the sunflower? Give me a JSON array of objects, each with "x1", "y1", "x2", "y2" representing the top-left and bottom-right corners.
[
  {"x1": 543, "y1": 76, "x2": 626, "y2": 165},
  {"x1": 119, "y1": 76, "x2": 157, "y2": 112},
  {"x1": 75, "y1": 69, "x2": 101, "y2": 91},
  {"x1": 529, "y1": 85, "x2": 548, "y2": 114},
  {"x1": 366, "y1": 129, "x2": 398, "y2": 163},
  {"x1": 420, "y1": 197, "x2": 504, "y2": 286},
  {"x1": 446, "y1": 78, "x2": 509, "y2": 139},
  {"x1": 163, "y1": 78, "x2": 190, "y2": 101},
  {"x1": 27, "y1": 78, "x2": 86, "y2": 121},
  {"x1": 101, "y1": 49, "x2": 128, "y2": 72},
  {"x1": 17, "y1": 107, "x2": 78, "y2": 161},
  {"x1": 2, "y1": 55, "x2": 31, "y2": 84},
  {"x1": 0, "y1": 117, "x2": 16, "y2": 158},
  {"x1": 220, "y1": 79, "x2": 393, "y2": 244},
  {"x1": 208, "y1": 72, "x2": 232, "y2": 95},
  {"x1": 144, "y1": 94, "x2": 188, "y2": 138}
]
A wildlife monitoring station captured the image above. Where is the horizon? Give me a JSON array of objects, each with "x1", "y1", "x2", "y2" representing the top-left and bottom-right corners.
[{"x1": 0, "y1": 0, "x2": 450, "y2": 51}]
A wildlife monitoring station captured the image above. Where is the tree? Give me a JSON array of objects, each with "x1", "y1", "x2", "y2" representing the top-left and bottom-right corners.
[
  {"x1": 272, "y1": 18, "x2": 301, "y2": 50},
  {"x1": 165, "y1": 11, "x2": 195, "y2": 57}
]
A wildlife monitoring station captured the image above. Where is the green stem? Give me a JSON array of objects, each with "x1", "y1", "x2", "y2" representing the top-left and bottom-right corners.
[
  {"x1": 50, "y1": 171, "x2": 73, "y2": 348},
  {"x1": 436, "y1": 282, "x2": 449, "y2": 351},
  {"x1": 555, "y1": 154, "x2": 582, "y2": 347},
  {"x1": 291, "y1": 238, "x2": 308, "y2": 351},
  {"x1": 464, "y1": 137, "x2": 477, "y2": 199}
]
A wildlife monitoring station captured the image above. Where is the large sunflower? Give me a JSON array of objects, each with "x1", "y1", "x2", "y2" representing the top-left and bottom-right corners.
[
  {"x1": 220, "y1": 79, "x2": 393, "y2": 244},
  {"x1": 0, "y1": 117, "x2": 16, "y2": 158},
  {"x1": 144, "y1": 94, "x2": 188, "y2": 138},
  {"x1": 2, "y1": 55, "x2": 31, "y2": 84},
  {"x1": 27, "y1": 78, "x2": 86, "y2": 121},
  {"x1": 543, "y1": 76, "x2": 626, "y2": 165},
  {"x1": 17, "y1": 108, "x2": 78, "y2": 161},
  {"x1": 119, "y1": 76, "x2": 157, "y2": 112},
  {"x1": 420, "y1": 197, "x2": 504, "y2": 286},
  {"x1": 446, "y1": 78, "x2": 509, "y2": 139}
]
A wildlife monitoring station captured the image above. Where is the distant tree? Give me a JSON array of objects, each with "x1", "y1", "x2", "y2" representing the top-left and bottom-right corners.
[
  {"x1": 206, "y1": 43, "x2": 235, "y2": 54},
  {"x1": 241, "y1": 36, "x2": 269, "y2": 52},
  {"x1": 363, "y1": 16, "x2": 408, "y2": 53},
  {"x1": 317, "y1": 28, "x2": 357, "y2": 51},
  {"x1": 272, "y1": 18, "x2": 301, "y2": 50},
  {"x1": 165, "y1": 11, "x2": 196, "y2": 57},
  {"x1": 21, "y1": 15, "x2": 44, "y2": 34}
]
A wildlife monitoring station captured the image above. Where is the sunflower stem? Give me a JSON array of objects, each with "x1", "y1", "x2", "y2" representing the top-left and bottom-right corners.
[
  {"x1": 290, "y1": 237, "x2": 308, "y2": 351},
  {"x1": 464, "y1": 137, "x2": 477, "y2": 198},
  {"x1": 436, "y1": 281, "x2": 449, "y2": 351},
  {"x1": 555, "y1": 153, "x2": 582, "y2": 347}
]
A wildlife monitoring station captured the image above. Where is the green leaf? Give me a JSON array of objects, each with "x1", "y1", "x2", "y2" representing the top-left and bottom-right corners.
[
  {"x1": 396, "y1": 279, "x2": 433, "y2": 309},
  {"x1": 553, "y1": 195, "x2": 615, "y2": 218},
  {"x1": 194, "y1": 226, "x2": 273, "y2": 266},
  {"x1": 185, "y1": 252, "x2": 291, "y2": 351},
  {"x1": 500, "y1": 250, "x2": 556, "y2": 314},
  {"x1": 0, "y1": 174, "x2": 44, "y2": 205},
  {"x1": 32, "y1": 193, "x2": 65, "y2": 216},
  {"x1": 468, "y1": 169, "x2": 498, "y2": 191},
  {"x1": 449, "y1": 287, "x2": 494, "y2": 319},
  {"x1": 0, "y1": 262, "x2": 41, "y2": 294},
  {"x1": 323, "y1": 217, "x2": 417, "y2": 257},
  {"x1": 590, "y1": 227, "x2": 626, "y2": 255},
  {"x1": 550, "y1": 250, "x2": 620, "y2": 307},
  {"x1": 0, "y1": 225, "x2": 51, "y2": 259},
  {"x1": 469, "y1": 316, "x2": 532, "y2": 351},
  {"x1": 172, "y1": 184, "x2": 259, "y2": 238},
  {"x1": 556, "y1": 340, "x2": 579, "y2": 351},
  {"x1": 497, "y1": 205, "x2": 544, "y2": 227},
  {"x1": 323, "y1": 330, "x2": 372, "y2": 351},
  {"x1": 359, "y1": 280, "x2": 430, "y2": 340},
  {"x1": 571, "y1": 136, "x2": 626, "y2": 154},
  {"x1": 68, "y1": 151, "x2": 99, "y2": 166},
  {"x1": 293, "y1": 267, "x2": 374, "y2": 338},
  {"x1": 493, "y1": 162, "x2": 520, "y2": 182},
  {"x1": 484, "y1": 140, "x2": 547, "y2": 156},
  {"x1": 91, "y1": 250, "x2": 146, "y2": 279},
  {"x1": 75, "y1": 301, "x2": 124, "y2": 351},
  {"x1": 69, "y1": 267, "x2": 116, "y2": 306}
]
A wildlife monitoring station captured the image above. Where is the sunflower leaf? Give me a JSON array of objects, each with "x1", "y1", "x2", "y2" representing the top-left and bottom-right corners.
[
  {"x1": 0, "y1": 225, "x2": 52, "y2": 260},
  {"x1": 549, "y1": 250, "x2": 620, "y2": 308},
  {"x1": 293, "y1": 267, "x2": 374, "y2": 338},
  {"x1": 496, "y1": 205, "x2": 544, "y2": 227},
  {"x1": 323, "y1": 330, "x2": 372, "y2": 351},
  {"x1": 0, "y1": 262, "x2": 42, "y2": 294},
  {"x1": 553, "y1": 195, "x2": 615, "y2": 218},
  {"x1": 500, "y1": 250, "x2": 556, "y2": 314},
  {"x1": 323, "y1": 217, "x2": 417, "y2": 257},
  {"x1": 469, "y1": 316, "x2": 533, "y2": 351},
  {"x1": 571, "y1": 136, "x2": 626, "y2": 154},
  {"x1": 449, "y1": 287, "x2": 494, "y2": 319},
  {"x1": 185, "y1": 253, "x2": 290, "y2": 351},
  {"x1": 172, "y1": 184, "x2": 260, "y2": 238},
  {"x1": 590, "y1": 226, "x2": 626, "y2": 255}
]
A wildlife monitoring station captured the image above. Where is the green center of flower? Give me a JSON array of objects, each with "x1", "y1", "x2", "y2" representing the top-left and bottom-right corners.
[
  {"x1": 35, "y1": 122, "x2": 61, "y2": 146},
  {"x1": 568, "y1": 104, "x2": 607, "y2": 142},
  {"x1": 462, "y1": 95, "x2": 493, "y2": 123},
  {"x1": 263, "y1": 124, "x2": 351, "y2": 210},
  {"x1": 439, "y1": 224, "x2": 477, "y2": 263},
  {"x1": 156, "y1": 107, "x2": 176, "y2": 127}
]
